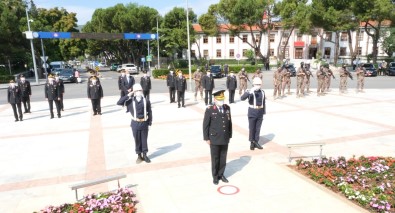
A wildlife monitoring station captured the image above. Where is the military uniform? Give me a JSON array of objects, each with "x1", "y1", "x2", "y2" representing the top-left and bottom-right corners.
[
  {"x1": 296, "y1": 64, "x2": 306, "y2": 98},
  {"x1": 55, "y1": 77, "x2": 65, "y2": 111},
  {"x1": 203, "y1": 90, "x2": 232, "y2": 185},
  {"x1": 339, "y1": 66, "x2": 349, "y2": 93},
  {"x1": 273, "y1": 67, "x2": 283, "y2": 99},
  {"x1": 44, "y1": 76, "x2": 61, "y2": 118},
  {"x1": 316, "y1": 66, "x2": 326, "y2": 96},
  {"x1": 87, "y1": 78, "x2": 103, "y2": 115},
  {"x1": 238, "y1": 70, "x2": 248, "y2": 95},
  {"x1": 281, "y1": 67, "x2": 291, "y2": 96},
  {"x1": 226, "y1": 72, "x2": 237, "y2": 103},
  {"x1": 7, "y1": 80, "x2": 23, "y2": 122},
  {"x1": 193, "y1": 69, "x2": 203, "y2": 101},
  {"x1": 175, "y1": 72, "x2": 187, "y2": 108},
  {"x1": 18, "y1": 76, "x2": 31, "y2": 113},
  {"x1": 140, "y1": 73, "x2": 152, "y2": 100},
  {"x1": 325, "y1": 68, "x2": 334, "y2": 92},
  {"x1": 202, "y1": 73, "x2": 215, "y2": 105},
  {"x1": 253, "y1": 70, "x2": 263, "y2": 81},
  {"x1": 356, "y1": 66, "x2": 365, "y2": 92},
  {"x1": 166, "y1": 72, "x2": 176, "y2": 103},
  {"x1": 304, "y1": 68, "x2": 313, "y2": 93}
]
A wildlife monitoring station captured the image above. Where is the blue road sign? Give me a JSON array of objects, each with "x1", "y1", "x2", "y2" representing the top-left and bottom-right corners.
[
  {"x1": 124, "y1": 33, "x2": 158, "y2": 40},
  {"x1": 36, "y1": 32, "x2": 71, "y2": 39},
  {"x1": 141, "y1": 57, "x2": 146, "y2": 62},
  {"x1": 31, "y1": 32, "x2": 158, "y2": 40}
]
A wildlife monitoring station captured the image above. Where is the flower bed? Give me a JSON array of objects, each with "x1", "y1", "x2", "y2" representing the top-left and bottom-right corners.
[
  {"x1": 294, "y1": 156, "x2": 395, "y2": 213},
  {"x1": 36, "y1": 187, "x2": 138, "y2": 213}
]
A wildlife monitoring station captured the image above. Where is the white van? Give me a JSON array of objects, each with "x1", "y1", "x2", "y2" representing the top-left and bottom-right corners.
[{"x1": 120, "y1": 63, "x2": 138, "y2": 74}]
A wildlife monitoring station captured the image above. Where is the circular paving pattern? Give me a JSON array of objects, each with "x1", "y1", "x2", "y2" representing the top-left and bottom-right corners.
[{"x1": 217, "y1": 185, "x2": 240, "y2": 195}]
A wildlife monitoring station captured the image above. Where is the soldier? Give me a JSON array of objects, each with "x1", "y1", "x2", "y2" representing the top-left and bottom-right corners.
[
  {"x1": 253, "y1": 69, "x2": 263, "y2": 81},
  {"x1": 121, "y1": 71, "x2": 135, "y2": 98},
  {"x1": 44, "y1": 74, "x2": 61, "y2": 119},
  {"x1": 325, "y1": 65, "x2": 335, "y2": 92},
  {"x1": 224, "y1": 64, "x2": 229, "y2": 77},
  {"x1": 226, "y1": 71, "x2": 237, "y2": 104},
  {"x1": 316, "y1": 65, "x2": 326, "y2": 96},
  {"x1": 18, "y1": 74, "x2": 32, "y2": 113},
  {"x1": 87, "y1": 76, "x2": 103, "y2": 115},
  {"x1": 296, "y1": 62, "x2": 306, "y2": 98},
  {"x1": 203, "y1": 90, "x2": 232, "y2": 185},
  {"x1": 140, "y1": 71, "x2": 151, "y2": 100},
  {"x1": 117, "y1": 83, "x2": 152, "y2": 164},
  {"x1": 118, "y1": 69, "x2": 126, "y2": 97},
  {"x1": 166, "y1": 70, "x2": 176, "y2": 103},
  {"x1": 175, "y1": 70, "x2": 187, "y2": 108},
  {"x1": 7, "y1": 80, "x2": 23, "y2": 122},
  {"x1": 193, "y1": 68, "x2": 203, "y2": 101},
  {"x1": 304, "y1": 64, "x2": 314, "y2": 93},
  {"x1": 202, "y1": 70, "x2": 215, "y2": 106},
  {"x1": 241, "y1": 77, "x2": 265, "y2": 150},
  {"x1": 238, "y1": 68, "x2": 248, "y2": 96},
  {"x1": 355, "y1": 64, "x2": 365, "y2": 93},
  {"x1": 339, "y1": 65, "x2": 352, "y2": 94},
  {"x1": 55, "y1": 74, "x2": 65, "y2": 111},
  {"x1": 273, "y1": 67, "x2": 283, "y2": 99},
  {"x1": 281, "y1": 65, "x2": 292, "y2": 96}
]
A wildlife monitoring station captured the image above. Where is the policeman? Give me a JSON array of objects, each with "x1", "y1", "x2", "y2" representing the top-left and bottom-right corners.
[
  {"x1": 226, "y1": 71, "x2": 237, "y2": 104},
  {"x1": 202, "y1": 70, "x2": 215, "y2": 105},
  {"x1": 241, "y1": 77, "x2": 265, "y2": 150},
  {"x1": 118, "y1": 69, "x2": 126, "y2": 97},
  {"x1": 203, "y1": 90, "x2": 232, "y2": 185},
  {"x1": 18, "y1": 74, "x2": 32, "y2": 113},
  {"x1": 166, "y1": 70, "x2": 176, "y2": 103},
  {"x1": 193, "y1": 68, "x2": 203, "y2": 101},
  {"x1": 117, "y1": 83, "x2": 153, "y2": 164},
  {"x1": 44, "y1": 74, "x2": 61, "y2": 119},
  {"x1": 55, "y1": 74, "x2": 65, "y2": 111},
  {"x1": 7, "y1": 80, "x2": 23, "y2": 122},
  {"x1": 87, "y1": 76, "x2": 103, "y2": 115},
  {"x1": 175, "y1": 70, "x2": 187, "y2": 108},
  {"x1": 140, "y1": 70, "x2": 152, "y2": 100}
]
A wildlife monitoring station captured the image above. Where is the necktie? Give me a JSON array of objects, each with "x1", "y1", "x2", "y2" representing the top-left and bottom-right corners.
[{"x1": 219, "y1": 107, "x2": 223, "y2": 114}]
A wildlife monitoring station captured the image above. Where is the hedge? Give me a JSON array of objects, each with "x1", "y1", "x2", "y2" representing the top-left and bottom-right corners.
[{"x1": 0, "y1": 75, "x2": 15, "y2": 83}]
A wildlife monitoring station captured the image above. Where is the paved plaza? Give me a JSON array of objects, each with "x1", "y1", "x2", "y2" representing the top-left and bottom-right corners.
[{"x1": 1, "y1": 79, "x2": 394, "y2": 212}]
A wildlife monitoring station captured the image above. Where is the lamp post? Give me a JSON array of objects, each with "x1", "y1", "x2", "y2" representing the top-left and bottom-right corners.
[
  {"x1": 25, "y1": 5, "x2": 38, "y2": 84},
  {"x1": 186, "y1": 0, "x2": 192, "y2": 92},
  {"x1": 157, "y1": 16, "x2": 160, "y2": 69}
]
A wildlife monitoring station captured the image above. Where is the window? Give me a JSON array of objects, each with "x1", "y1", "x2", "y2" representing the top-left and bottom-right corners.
[
  {"x1": 357, "y1": 47, "x2": 362, "y2": 55},
  {"x1": 216, "y1": 36, "x2": 221, "y2": 44},
  {"x1": 295, "y1": 48, "x2": 303, "y2": 59},
  {"x1": 358, "y1": 32, "x2": 364, "y2": 41},
  {"x1": 270, "y1": 48, "x2": 274, "y2": 56},
  {"x1": 341, "y1": 32, "x2": 347, "y2": 41},
  {"x1": 255, "y1": 34, "x2": 260, "y2": 43},
  {"x1": 296, "y1": 33, "x2": 303, "y2": 41},
  {"x1": 324, "y1": 47, "x2": 331, "y2": 57},
  {"x1": 203, "y1": 50, "x2": 208, "y2": 58},
  {"x1": 229, "y1": 36, "x2": 234, "y2": 43},
  {"x1": 229, "y1": 49, "x2": 235, "y2": 57},
  {"x1": 325, "y1": 32, "x2": 332, "y2": 41},
  {"x1": 281, "y1": 48, "x2": 289, "y2": 58},
  {"x1": 242, "y1": 49, "x2": 247, "y2": 57},
  {"x1": 311, "y1": 35, "x2": 317, "y2": 44},
  {"x1": 203, "y1": 36, "x2": 208, "y2": 44},
  {"x1": 216, "y1": 49, "x2": 222, "y2": 58},
  {"x1": 340, "y1": 47, "x2": 347, "y2": 56},
  {"x1": 270, "y1": 34, "x2": 275, "y2": 42},
  {"x1": 242, "y1": 35, "x2": 248, "y2": 43}
]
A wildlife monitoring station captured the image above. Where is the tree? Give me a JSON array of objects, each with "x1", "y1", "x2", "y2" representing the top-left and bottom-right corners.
[
  {"x1": 382, "y1": 28, "x2": 395, "y2": 57},
  {"x1": 352, "y1": 0, "x2": 395, "y2": 63}
]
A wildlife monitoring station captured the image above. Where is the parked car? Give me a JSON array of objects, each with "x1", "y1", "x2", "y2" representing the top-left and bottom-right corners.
[
  {"x1": 53, "y1": 68, "x2": 76, "y2": 83},
  {"x1": 120, "y1": 63, "x2": 138, "y2": 74},
  {"x1": 361, "y1": 63, "x2": 377, "y2": 77},
  {"x1": 386, "y1": 62, "x2": 395, "y2": 76},
  {"x1": 210, "y1": 65, "x2": 224, "y2": 78},
  {"x1": 110, "y1": 63, "x2": 120, "y2": 71}
]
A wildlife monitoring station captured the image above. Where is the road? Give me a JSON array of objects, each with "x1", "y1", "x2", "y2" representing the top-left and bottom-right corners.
[{"x1": 0, "y1": 68, "x2": 394, "y2": 105}]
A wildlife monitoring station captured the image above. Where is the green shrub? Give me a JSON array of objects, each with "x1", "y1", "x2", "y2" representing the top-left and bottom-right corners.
[
  {"x1": 0, "y1": 75, "x2": 15, "y2": 83},
  {"x1": 152, "y1": 68, "x2": 197, "y2": 78}
]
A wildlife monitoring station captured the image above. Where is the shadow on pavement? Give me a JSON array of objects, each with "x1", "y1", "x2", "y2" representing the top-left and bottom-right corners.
[
  {"x1": 102, "y1": 108, "x2": 122, "y2": 114},
  {"x1": 148, "y1": 143, "x2": 182, "y2": 159},
  {"x1": 225, "y1": 156, "x2": 251, "y2": 178},
  {"x1": 61, "y1": 111, "x2": 88, "y2": 118},
  {"x1": 22, "y1": 114, "x2": 50, "y2": 120},
  {"x1": 259, "y1": 133, "x2": 275, "y2": 145}
]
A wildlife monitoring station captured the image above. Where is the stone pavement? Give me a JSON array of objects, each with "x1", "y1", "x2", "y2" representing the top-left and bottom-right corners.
[{"x1": 1, "y1": 86, "x2": 394, "y2": 212}]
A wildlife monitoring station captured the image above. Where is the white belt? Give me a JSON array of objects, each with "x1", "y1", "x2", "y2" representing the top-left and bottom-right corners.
[{"x1": 249, "y1": 105, "x2": 264, "y2": 109}]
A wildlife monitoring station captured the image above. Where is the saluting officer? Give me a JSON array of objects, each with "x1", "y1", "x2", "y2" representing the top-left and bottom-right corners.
[
  {"x1": 166, "y1": 70, "x2": 176, "y2": 103},
  {"x1": 18, "y1": 74, "x2": 32, "y2": 113},
  {"x1": 175, "y1": 70, "x2": 187, "y2": 108},
  {"x1": 44, "y1": 74, "x2": 61, "y2": 119},
  {"x1": 7, "y1": 80, "x2": 23, "y2": 122},
  {"x1": 226, "y1": 71, "x2": 237, "y2": 104},
  {"x1": 87, "y1": 76, "x2": 103, "y2": 115},
  {"x1": 55, "y1": 74, "x2": 65, "y2": 111},
  {"x1": 118, "y1": 69, "x2": 126, "y2": 97},
  {"x1": 203, "y1": 90, "x2": 232, "y2": 185},
  {"x1": 140, "y1": 70, "x2": 152, "y2": 100},
  {"x1": 241, "y1": 77, "x2": 266, "y2": 150},
  {"x1": 117, "y1": 83, "x2": 153, "y2": 164},
  {"x1": 202, "y1": 70, "x2": 215, "y2": 105}
]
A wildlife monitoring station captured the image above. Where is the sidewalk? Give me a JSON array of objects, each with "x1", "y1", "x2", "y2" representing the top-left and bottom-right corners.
[{"x1": 1, "y1": 88, "x2": 394, "y2": 212}]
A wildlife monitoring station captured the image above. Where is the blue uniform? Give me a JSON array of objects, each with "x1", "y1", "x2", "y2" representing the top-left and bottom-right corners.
[{"x1": 241, "y1": 89, "x2": 266, "y2": 143}]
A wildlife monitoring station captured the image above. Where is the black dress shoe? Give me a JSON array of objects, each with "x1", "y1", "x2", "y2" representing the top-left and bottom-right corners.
[
  {"x1": 250, "y1": 142, "x2": 255, "y2": 150},
  {"x1": 98, "y1": 112, "x2": 102, "y2": 115},
  {"x1": 220, "y1": 176, "x2": 229, "y2": 183},
  {"x1": 178, "y1": 105, "x2": 180, "y2": 108},
  {"x1": 213, "y1": 179, "x2": 219, "y2": 185},
  {"x1": 136, "y1": 154, "x2": 143, "y2": 164},
  {"x1": 19, "y1": 118, "x2": 23, "y2": 121},
  {"x1": 15, "y1": 119, "x2": 19, "y2": 122},
  {"x1": 57, "y1": 114, "x2": 61, "y2": 118},
  {"x1": 143, "y1": 153, "x2": 151, "y2": 163},
  {"x1": 182, "y1": 105, "x2": 186, "y2": 108},
  {"x1": 253, "y1": 141, "x2": 263, "y2": 149}
]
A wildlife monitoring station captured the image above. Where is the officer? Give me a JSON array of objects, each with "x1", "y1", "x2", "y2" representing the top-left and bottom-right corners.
[
  {"x1": 304, "y1": 64, "x2": 314, "y2": 93},
  {"x1": 117, "y1": 83, "x2": 153, "y2": 164},
  {"x1": 238, "y1": 68, "x2": 248, "y2": 96},
  {"x1": 253, "y1": 69, "x2": 263, "y2": 81},
  {"x1": 175, "y1": 70, "x2": 187, "y2": 108},
  {"x1": 140, "y1": 70, "x2": 152, "y2": 100},
  {"x1": 166, "y1": 70, "x2": 176, "y2": 103},
  {"x1": 203, "y1": 90, "x2": 232, "y2": 185},
  {"x1": 241, "y1": 77, "x2": 265, "y2": 150},
  {"x1": 325, "y1": 64, "x2": 335, "y2": 92},
  {"x1": 281, "y1": 65, "x2": 291, "y2": 96},
  {"x1": 7, "y1": 80, "x2": 23, "y2": 122},
  {"x1": 118, "y1": 69, "x2": 126, "y2": 97},
  {"x1": 55, "y1": 74, "x2": 65, "y2": 111},
  {"x1": 316, "y1": 65, "x2": 326, "y2": 96},
  {"x1": 44, "y1": 74, "x2": 61, "y2": 119},
  {"x1": 87, "y1": 76, "x2": 103, "y2": 115},
  {"x1": 355, "y1": 64, "x2": 365, "y2": 93},
  {"x1": 296, "y1": 62, "x2": 306, "y2": 98},
  {"x1": 121, "y1": 71, "x2": 135, "y2": 96},
  {"x1": 226, "y1": 71, "x2": 237, "y2": 104},
  {"x1": 224, "y1": 64, "x2": 229, "y2": 77},
  {"x1": 87, "y1": 69, "x2": 100, "y2": 85},
  {"x1": 339, "y1": 65, "x2": 349, "y2": 94},
  {"x1": 18, "y1": 74, "x2": 32, "y2": 113},
  {"x1": 273, "y1": 67, "x2": 283, "y2": 99},
  {"x1": 202, "y1": 70, "x2": 215, "y2": 105},
  {"x1": 193, "y1": 68, "x2": 203, "y2": 101}
]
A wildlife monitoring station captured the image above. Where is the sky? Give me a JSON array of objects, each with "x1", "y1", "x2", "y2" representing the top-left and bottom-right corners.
[{"x1": 33, "y1": 0, "x2": 219, "y2": 25}]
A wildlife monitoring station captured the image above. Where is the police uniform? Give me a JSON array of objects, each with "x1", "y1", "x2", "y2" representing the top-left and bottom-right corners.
[
  {"x1": 87, "y1": 77, "x2": 103, "y2": 115},
  {"x1": 117, "y1": 83, "x2": 153, "y2": 163},
  {"x1": 202, "y1": 72, "x2": 215, "y2": 105},
  {"x1": 87, "y1": 70, "x2": 101, "y2": 85},
  {"x1": 140, "y1": 71, "x2": 152, "y2": 100},
  {"x1": 226, "y1": 71, "x2": 237, "y2": 103},
  {"x1": 18, "y1": 75, "x2": 32, "y2": 113},
  {"x1": 203, "y1": 90, "x2": 232, "y2": 185},
  {"x1": 44, "y1": 75, "x2": 61, "y2": 119},
  {"x1": 55, "y1": 75, "x2": 65, "y2": 111},
  {"x1": 166, "y1": 71, "x2": 176, "y2": 103},
  {"x1": 7, "y1": 80, "x2": 23, "y2": 122},
  {"x1": 241, "y1": 77, "x2": 265, "y2": 150},
  {"x1": 175, "y1": 70, "x2": 187, "y2": 108}
]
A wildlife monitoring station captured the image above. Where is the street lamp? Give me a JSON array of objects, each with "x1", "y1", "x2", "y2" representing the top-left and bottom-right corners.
[
  {"x1": 157, "y1": 16, "x2": 160, "y2": 69},
  {"x1": 186, "y1": 0, "x2": 192, "y2": 92},
  {"x1": 25, "y1": 5, "x2": 39, "y2": 84}
]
